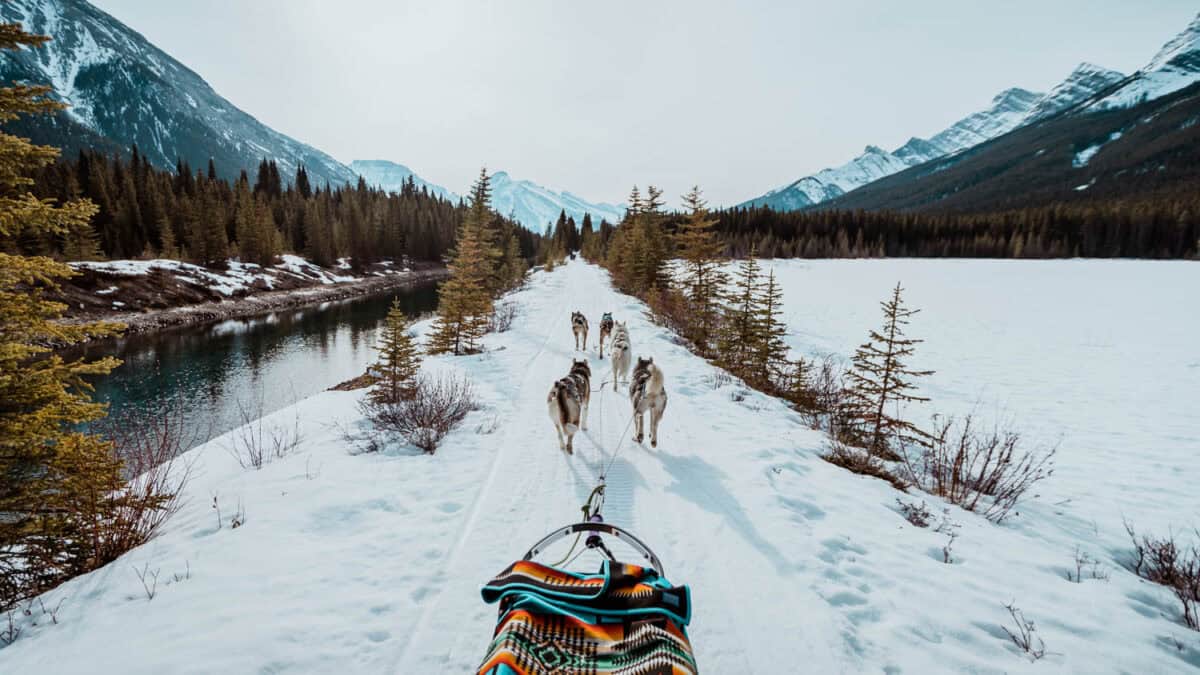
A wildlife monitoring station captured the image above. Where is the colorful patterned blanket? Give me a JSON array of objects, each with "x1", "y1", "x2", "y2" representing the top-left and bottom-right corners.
[{"x1": 477, "y1": 560, "x2": 697, "y2": 674}]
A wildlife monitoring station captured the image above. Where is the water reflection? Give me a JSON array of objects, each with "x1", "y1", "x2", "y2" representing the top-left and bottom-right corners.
[{"x1": 69, "y1": 282, "x2": 440, "y2": 451}]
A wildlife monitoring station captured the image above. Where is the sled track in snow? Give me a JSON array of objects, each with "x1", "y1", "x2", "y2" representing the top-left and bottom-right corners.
[{"x1": 392, "y1": 276, "x2": 566, "y2": 671}]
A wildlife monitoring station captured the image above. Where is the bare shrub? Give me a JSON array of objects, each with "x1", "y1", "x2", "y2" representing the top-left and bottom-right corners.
[
  {"x1": 897, "y1": 415, "x2": 1055, "y2": 523},
  {"x1": 1125, "y1": 522, "x2": 1200, "y2": 630},
  {"x1": 94, "y1": 408, "x2": 193, "y2": 566},
  {"x1": 1066, "y1": 546, "x2": 1109, "y2": 583},
  {"x1": 897, "y1": 499, "x2": 932, "y2": 527},
  {"x1": 821, "y1": 440, "x2": 907, "y2": 491},
  {"x1": 229, "y1": 396, "x2": 303, "y2": 469},
  {"x1": 359, "y1": 372, "x2": 478, "y2": 453},
  {"x1": 488, "y1": 302, "x2": 518, "y2": 333},
  {"x1": 1001, "y1": 602, "x2": 1046, "y2": 660}
]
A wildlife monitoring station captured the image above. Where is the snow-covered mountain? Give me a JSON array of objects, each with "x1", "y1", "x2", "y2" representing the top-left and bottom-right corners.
[
  {"x1": 1024, "y1": 62, "x2": 1127, "y2": 121},
  {"x1": 350, "y1": 160, "x2": 460, "y2": 202},
  {"x1": 0, "y1": 0, "x2": 358, "y2": 187},
  {"x1": 487, "y1": 171, "x2": 624, "y2": 232},
  {"x1": 740, "y1": 67, "x2": 1134, "y2": 212},
  {"x1": 739, "y1": 88, "x2": 1044, "y2": 211},
  {"x1": 351, "y1": 160, "x2": 624, "y2": 231},
  {"x1": 1089, "y1": 12, "x2": 1200, "y2": 110}
]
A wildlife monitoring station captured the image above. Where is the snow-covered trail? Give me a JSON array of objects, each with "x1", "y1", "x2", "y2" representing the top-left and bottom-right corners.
[
  {"x1": 394, "y1": 260, "x2": 846, "y2": 672},
  {"x1": 4, "y1": 258, "x2": 1197, "y2": 674}
]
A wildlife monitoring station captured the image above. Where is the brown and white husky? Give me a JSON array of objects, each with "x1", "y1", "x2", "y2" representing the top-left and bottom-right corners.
[
  {"x1": 630, "y1": 357, "x2": 667, "y2": 448},
  {"x1": 547, "y1": 359, "x2": 591, "y2": 453},
  {"x1": 609, "y1": 321, "x2": 630, "y2": 392},
  {"x1": 597, "y1": 312, "x2": 614, "y2": 359},
  {"x1": 571, "y1": 311, "x2": 589, "y2": 351}
]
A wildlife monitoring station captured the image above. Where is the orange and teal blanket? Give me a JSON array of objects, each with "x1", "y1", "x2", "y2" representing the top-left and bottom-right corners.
[{"x1": 477, "y1": 560, "x2": 697, "y2": 674}]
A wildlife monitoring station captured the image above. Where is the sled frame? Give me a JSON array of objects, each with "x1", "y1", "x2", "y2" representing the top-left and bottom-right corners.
[{"x1": 523, "y1": 522, "x2": 664, "y2": 575}]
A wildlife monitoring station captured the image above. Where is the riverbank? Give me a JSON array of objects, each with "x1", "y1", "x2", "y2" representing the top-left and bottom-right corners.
[{"x1": 56, "y1": 255, "x2": 447, "y2": 336}]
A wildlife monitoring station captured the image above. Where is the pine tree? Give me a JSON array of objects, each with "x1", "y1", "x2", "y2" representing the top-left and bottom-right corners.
[
  {"x1": 370, "y1": 298, "x2": 421, "y2": 403},
  {"x1": 0, "y1": 23, "x2": 126, "y2": 609},
  {"x1": 675, "y1": 186, "x2": 727, "y2": 353},
  {"x1": 751, "y1": 268, "x2": 790, "y2": 389},
  {"x1": 716, "y1": 247, "x2": 762, "y2": 378},
  {"x1": 428, "y1": 168, "x2": 495, "y2": 355},
  {"x1": 842, "y1": 282, "x2": 934, "y2": 456},
  {"x1": 157, "y1": 214, "x2": 179, "y2": 259}
]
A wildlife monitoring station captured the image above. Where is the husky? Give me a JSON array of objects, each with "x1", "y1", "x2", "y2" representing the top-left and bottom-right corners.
[
  {"x1": 571, "y1": 311, "x2": 589, "y2": 351},
  {"x1": 630, "y1": 357, "x2": 667, "y2": 448},
  {"x1": 609, "y1": 321, "x2": 631, "y2": 392},
  {"x1": 597, "y1": 312, "x2": 614, "y2": 359},
  {"x1": 547, "y1": 359, "x2": 591, "y2": 454}
]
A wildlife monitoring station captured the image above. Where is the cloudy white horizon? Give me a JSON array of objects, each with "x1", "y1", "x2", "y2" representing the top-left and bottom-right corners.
[{"x1": 91, "y1": 0, "x2": 1195, "y2": 208}]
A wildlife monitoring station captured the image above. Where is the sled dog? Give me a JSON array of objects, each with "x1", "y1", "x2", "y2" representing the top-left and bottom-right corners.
[
  {"x1": 571, "y1": 311, "x2": 589, "y2": 351},
  {"x1": 598, "y1": 313, "x2": 614, "y2": 359},
  {"x1": 547, "y1": 359, "x2": 591, "y2": 453},
  {"x1": 609, "y1": 321, "x2": 631, "y2": 392},
  {"x1": 630, "y1": 357, "x2": 667, "y2": 448}
]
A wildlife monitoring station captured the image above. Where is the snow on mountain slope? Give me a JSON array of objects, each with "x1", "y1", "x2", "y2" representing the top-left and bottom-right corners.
[
  {"x1": 1023, "y1": 62, "x2": 1127, "y2": 121},
  {"x1": 740, "y1": 88, "x2": 1043, "y2": 211},
  {"x1": 2, "y1": 259, "x2": 1196, "y2": 673},
  {"x1": 1091, "y1": 12, "x2": 1200, "y2": 111},
  {"x1": 349, "y1": 160, "x2": 461, "y2": 202},
  {"x1": 0, "y1": 0, "x2": 357, "y2": 187},
  {"x1": 487, "y1": 170, "x2": 625, "y2": 231},
  {"x1": 350, "y1": 161, "x2": 623, "y2": 231}
]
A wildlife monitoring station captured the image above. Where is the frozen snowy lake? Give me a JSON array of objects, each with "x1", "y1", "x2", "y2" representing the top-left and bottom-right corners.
[{"x1": 760, "y1": 258, "x2": 1199, "y2": 546}]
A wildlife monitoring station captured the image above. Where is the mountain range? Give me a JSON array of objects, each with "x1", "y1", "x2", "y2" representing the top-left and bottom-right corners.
[
  {"x1": 351, "y1": 160, "x2": 626, "y2": 231},
  {"x1": 739, "y1": 64, "x2": 1127, "y2": 211},
  {"x1": 810, "y1": 13, "x2": 1200, "y2": 214},
  {"x1": 740, "y1": 12, "x2": 1200, "y2": 212},
  {"x1": 0, "y1": 0, "x2": 623, "y2": 230}
]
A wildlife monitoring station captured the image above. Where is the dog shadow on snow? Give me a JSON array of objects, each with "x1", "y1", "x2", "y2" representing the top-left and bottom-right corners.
[{"x1": 648, "y1": 450, "x2": 796, "y2": 575}]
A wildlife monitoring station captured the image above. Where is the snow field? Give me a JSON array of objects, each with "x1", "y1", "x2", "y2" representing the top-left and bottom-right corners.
[{"x1": 2, "y1": 258, "x2": 1197, "y2": 673}]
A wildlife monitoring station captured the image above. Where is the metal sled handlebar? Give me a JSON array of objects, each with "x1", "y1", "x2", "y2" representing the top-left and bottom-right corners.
[{"x1": 523, "y1": 522, "x2": 665, "y2": 575}]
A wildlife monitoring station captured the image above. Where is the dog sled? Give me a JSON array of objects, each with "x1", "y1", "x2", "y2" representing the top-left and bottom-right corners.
[{"x1": 477, "y1": 516, "x2": 698, "y2": 674}]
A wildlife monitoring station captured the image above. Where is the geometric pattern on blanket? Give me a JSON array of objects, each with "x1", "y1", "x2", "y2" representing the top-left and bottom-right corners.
[{"x1": 477, "y1": 560, "x2": 697, "y2": 674}]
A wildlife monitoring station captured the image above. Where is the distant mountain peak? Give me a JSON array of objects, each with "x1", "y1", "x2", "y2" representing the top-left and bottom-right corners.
[
  {"x1": 992, "y1": 87, "x2": 1041, "y2": 107},
  {"x1": 1146, "y1": 11, "x2": 1200, "y2": 73},
  {"x1": 349, "y1": 160, "x2": 458, "y2": 202},
  {"x1": 352, "y1": 161, "x2": 623, "y2": 230}
]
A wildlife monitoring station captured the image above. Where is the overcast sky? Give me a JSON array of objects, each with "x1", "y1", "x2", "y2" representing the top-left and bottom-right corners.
[{"x1": 91, "y1": 0, "x2": 1196, "y2": 208}]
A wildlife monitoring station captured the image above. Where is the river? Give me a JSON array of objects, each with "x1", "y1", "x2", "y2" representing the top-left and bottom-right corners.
[{"x1": 72, "y1": 281, "x2": 441, "y2": 451}]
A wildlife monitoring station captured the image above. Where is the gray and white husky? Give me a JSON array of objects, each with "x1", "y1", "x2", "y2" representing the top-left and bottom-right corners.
[
  {"x1": 609, "y1": 321, "x2": 631, "y2": 392},
  {"x1": 597, "y1": 313, "x2": 614, "y2": 359},
  {"x1": 547, "y1": 359, "x2": 591, "y2": 454},
  {"x1": 571, "y1": 311, "x2": 588, "y2": 351},
  {"x1": 630, "y1": 356, "x2": 667, "y2": 448}
]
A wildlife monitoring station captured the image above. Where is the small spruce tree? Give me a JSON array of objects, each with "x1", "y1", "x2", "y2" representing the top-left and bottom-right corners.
[
  {"x1": 717, "y1": 246, "x2": 763, "y2": 378},
  {"x1": 751, "y1": 268, "x2": 790, "y2": 389},
  {"x1": 370, "y1": 298, "x2": 421, "y2": 403},
  {"x1": 842, "y1": 282, "x2": 934, "y2": 456}
]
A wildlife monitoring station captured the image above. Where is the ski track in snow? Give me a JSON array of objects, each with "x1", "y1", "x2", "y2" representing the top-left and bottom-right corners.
[{"x1": 3, "y1": 259, "x2": 1199, "y2": 674}]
